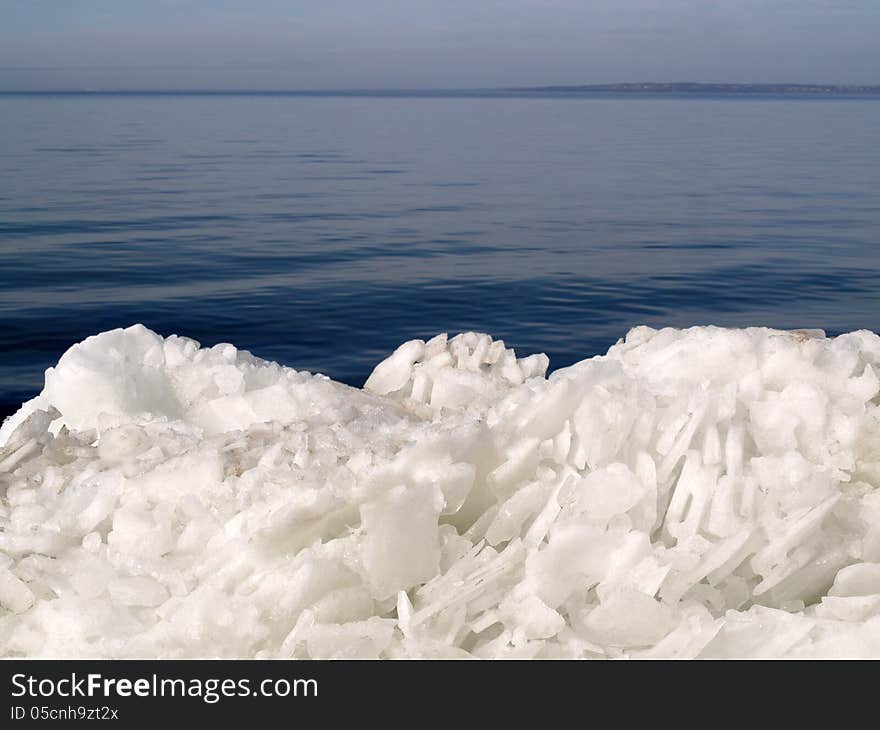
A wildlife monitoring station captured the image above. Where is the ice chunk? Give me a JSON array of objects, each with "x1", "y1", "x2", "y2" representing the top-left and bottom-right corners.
[
  {"x1": 562, "y1": 463, "x2": 646, "y2": 522},
  {"x1": 108, "y1": 576, "x2": 169, "y2": 607},
  {"x1": 364, "y1": 340, "x2": 425, "y2": 395},
  {"x1": 583, "y1": 587, "x2": 675, "y2": 648},
  {"x1": 0, "y1": 568, "x2": 34, "y2": 614},
  {"x1": 360, "y1": 484, "x2": 443, "y2": 600},
  {"x1": 829, "y1": 563, "x2": 880, "y2": 598}
]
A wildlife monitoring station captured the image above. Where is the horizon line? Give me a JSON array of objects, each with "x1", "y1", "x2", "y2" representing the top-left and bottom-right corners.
[{"x1": 1, "y1": 81, "x2": 880, "y2": 95}]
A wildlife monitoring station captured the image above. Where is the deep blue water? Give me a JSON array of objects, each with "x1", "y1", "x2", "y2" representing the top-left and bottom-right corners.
[{"x1": 1, "y1": 91, "x2": 879, "y2": 416}]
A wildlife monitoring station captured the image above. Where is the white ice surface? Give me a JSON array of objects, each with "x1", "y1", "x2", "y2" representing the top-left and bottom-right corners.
[{"x1": 3, "y1": 323, "x2": 880, "y2": 657}]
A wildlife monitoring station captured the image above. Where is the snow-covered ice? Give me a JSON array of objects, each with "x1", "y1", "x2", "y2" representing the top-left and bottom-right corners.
[{"x1": 3, "y1": 323, "x2": 880, "y2": 658}]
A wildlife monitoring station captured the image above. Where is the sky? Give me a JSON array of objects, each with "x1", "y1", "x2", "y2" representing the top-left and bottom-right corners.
[{"x1": 1, "y1": 0, "x2": 878, "y2": 90}]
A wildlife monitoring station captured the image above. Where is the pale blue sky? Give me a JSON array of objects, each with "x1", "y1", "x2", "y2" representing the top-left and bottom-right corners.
[{"x1": 1, "y1": 1, "x2": 878, "y2": 90}]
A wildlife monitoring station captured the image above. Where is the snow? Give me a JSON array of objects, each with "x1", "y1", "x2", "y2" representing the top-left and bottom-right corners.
[{"x1": 2, "y1": 323, "x2": 880, "y2": 658}]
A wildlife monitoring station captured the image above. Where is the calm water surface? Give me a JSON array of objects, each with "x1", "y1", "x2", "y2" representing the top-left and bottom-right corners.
[{"x1": 1, "y1": 92, "x2": 879, "y2": 413}]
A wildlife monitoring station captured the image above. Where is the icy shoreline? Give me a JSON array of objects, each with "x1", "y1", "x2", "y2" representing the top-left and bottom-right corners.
[{"x1": 2, "y1": 324, "x2": 880, "y2": 658}]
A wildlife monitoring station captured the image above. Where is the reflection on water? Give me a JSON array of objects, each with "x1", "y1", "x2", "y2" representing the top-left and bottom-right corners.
[{"x1": 1, "y1": 93, "x2": 879, "y2": 412}]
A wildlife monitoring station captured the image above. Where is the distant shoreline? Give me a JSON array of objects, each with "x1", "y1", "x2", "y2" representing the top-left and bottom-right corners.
[{"x1": 509, "y1": 82, "x2": 880, "y2": 95}]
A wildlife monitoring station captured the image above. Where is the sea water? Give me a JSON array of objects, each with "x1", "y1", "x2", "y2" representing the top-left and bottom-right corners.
[{"x1": 1, "y1": 91, "x2": 879, "y2": 414}]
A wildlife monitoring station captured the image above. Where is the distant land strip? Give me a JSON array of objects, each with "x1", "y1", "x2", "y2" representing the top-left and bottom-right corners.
[{"x1": 510, "y1": 82, "x2": 880, "y2": 95}]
